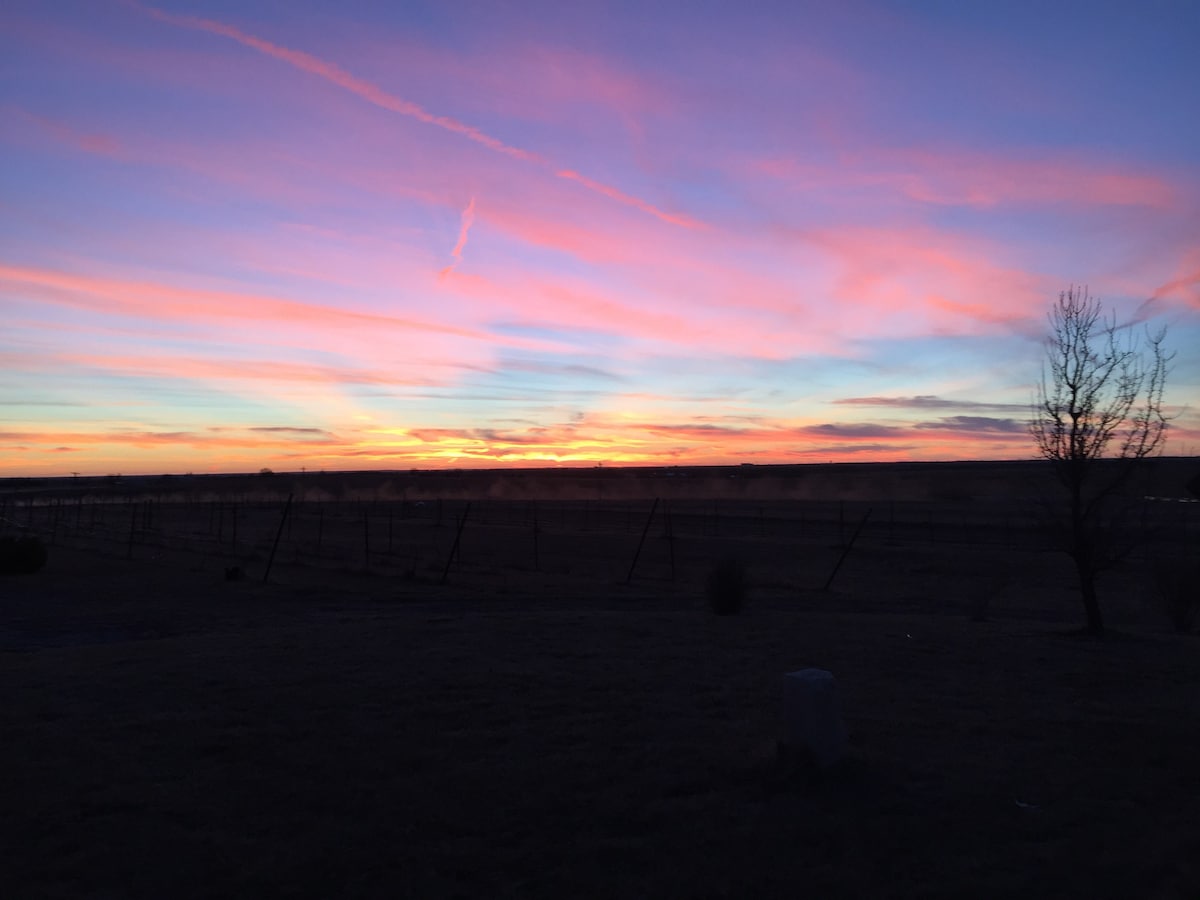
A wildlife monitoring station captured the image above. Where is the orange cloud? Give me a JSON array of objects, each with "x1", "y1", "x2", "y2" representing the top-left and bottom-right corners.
[
  {"x1": 0, "y1": 427, "x2": 337, "y2": 450},
  {"x1": 367, "y1": 409, "x2": 1033, "y2": 468},
  {"x1": 0, "y1": 401, "x2": 1054, "y2": 475}
]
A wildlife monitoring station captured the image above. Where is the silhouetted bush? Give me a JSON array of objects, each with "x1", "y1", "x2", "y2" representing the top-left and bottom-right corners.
[
  {"x1": 1152, "y1": 559, "x2": 1200, "y2": 634},
  {"x1": 0, "y1": 535, "x2": 47, "y2": 575},
  {"x1": 706, "y1": 556, "x2": 747, "y2": 615}
]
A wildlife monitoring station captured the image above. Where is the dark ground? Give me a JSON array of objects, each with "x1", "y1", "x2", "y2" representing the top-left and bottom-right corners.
[{"x1": 2, "y1": 460, "x2": 1198, "y2": 898}]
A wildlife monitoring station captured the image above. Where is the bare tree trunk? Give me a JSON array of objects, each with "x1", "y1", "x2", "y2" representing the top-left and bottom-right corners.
[
  {"x1": 1068, "y1": 471, "x2": 1105, "y2": 634},
  {"x1": 1075, "y1": 554, "x2": 1105, "y2": 634}
]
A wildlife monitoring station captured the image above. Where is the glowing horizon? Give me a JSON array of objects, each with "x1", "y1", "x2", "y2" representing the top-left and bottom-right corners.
[{"x1": 3, "y1": 1, "x2": 1199, "y2": 476}]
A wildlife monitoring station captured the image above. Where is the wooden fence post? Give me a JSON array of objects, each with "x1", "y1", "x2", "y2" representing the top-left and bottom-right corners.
[
  {"x1": 665, "y1": 501, "x2": 676, "y2": 581},
  {"x1": 822, "y1": 508, "x2": 872, "y2": 591},
  {"x1": 626, "y1": 498, "x2": 660, "y2": 584},
  {"x1": 363, "y1": 506, "x2": 371, "y2": 571},
  {"x1": 126, "y1": 501, "x2": 137, "y2": 560},
  {"x1": 263, "y1": 494, "x2": 293, "y2": 583},
  {"x1": 440, "y1": 502, "x2": 472, "y2": 584},
  {"x1": 532, "y1": 502, "x2": 540, "y2": 572}
]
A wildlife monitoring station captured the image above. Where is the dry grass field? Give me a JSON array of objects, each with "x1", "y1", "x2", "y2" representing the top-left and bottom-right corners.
[{"x1": 3, "y1": 461, "x2": 1198, "y2": 898}]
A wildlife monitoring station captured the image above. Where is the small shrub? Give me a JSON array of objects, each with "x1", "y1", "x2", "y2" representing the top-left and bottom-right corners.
[
  {"x1": 706, "y1": 555, "x2": 748, "y2": 615},
  {"x1": 1152, "y1": 559, "x2": 1200, "y2": 634},
  {"x1": 0, "y1": 534, "x2": 48, "y2": 575}
]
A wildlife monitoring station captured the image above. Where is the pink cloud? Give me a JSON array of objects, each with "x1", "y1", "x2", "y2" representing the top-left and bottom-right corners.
[
  {"x1": 341, "y1": 36, "x2": 673, "y2": 138},
  {"x1": 433, "y1": 190, "x2": 1056, "y2": 357},
  {"x1": 507, "y1": 277, "x2": 719, "y2": 347},
  {"x1": 139, "y1": 4, "x2": 701, "y2": 229},
  {"x1": 4, "y1": 30, "x2": 476, "y2": 214},
  {"x1": 1149, "y1": 247, "x2": 1200, "y2": 310},
  {"x1": 140, "y1": 5, "x2": 540, "y2": 163},
  {"x1": 0, "y1": 263, "x2": 520, "y2": 384},
  {"x1": 896, "y1": 150, "x2": 1176, "y2": 209},
  {"x1": 0, "y1": 263, "x2": 483, "y2": 339},
  {"x1": 555, "y1": 169, "x2": 705, "y2": 230},
  {"x1": 757, "y1": 148, "x2": 1179, "y2": 210},
  {"x1": 57, "y1": 352, "x2": 444, "y2": 388},
  {"x1": 439, "y1": 196, "x2": 477, "y2": 279},
  {"x1": 9, "y1": 97, "x2": 703, "y2": 309},
  {"x1": 5, "y1": 105, "x2": 364, "y2": 215},
  {"x1": 429, "y1": 159, "x2": 1053, "y2": 351},
  {"x1": 478, "y1": 200, "x2": 669, "y2": 267},
  {"x1": 471, "y1": 213, "x2": 1046, "y2": 356},
  {"x1": 788, "y1": 224, "x2": 1055, "y2": 337},
  {"x1": 434, "y1": 264, "x2": 814, "y2": 360},
  {"x1": 5, "y1": 106, "x2": 123, "y2": 158}
]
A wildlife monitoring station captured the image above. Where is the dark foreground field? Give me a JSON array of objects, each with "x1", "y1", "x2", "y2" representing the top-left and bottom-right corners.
[{"x1": 3, "y1": 462, "x2": 1199, "y2": 898}]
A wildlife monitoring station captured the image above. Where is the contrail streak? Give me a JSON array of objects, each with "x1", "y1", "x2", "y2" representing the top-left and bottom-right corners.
[
  {"x1": 556, "y1": 169, "x2": 705, "y2": 229},
  {"x1": 139, "y1": 4, "x2": 703, "y2": 229},
  {"x1": 440, "y1": 196, "x2": 476, "y2": 278},
  {"x1": 142, "y1": 6, "x2": 539, "y2": 162}
]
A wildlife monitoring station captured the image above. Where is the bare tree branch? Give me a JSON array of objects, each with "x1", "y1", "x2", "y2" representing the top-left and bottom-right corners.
[{"x1": 1028, "y1": 286, "x2": 1175, "y2": 634}]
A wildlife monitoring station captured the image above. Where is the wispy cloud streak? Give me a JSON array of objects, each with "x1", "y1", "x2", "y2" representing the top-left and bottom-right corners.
[
  {"x1": 0, "y1": 264, "x2": 484, "y2": 339},
  {"x1": 8, "y1": 106, "x2": 123, "y2": 157},
  {"x1": 140, "y1": 5, "x2": 539, "y2": 162},
  {"x1": 440, "y1": 196, "x2": 476, "y2": 278},
  {"x1": 139, "y1": 4, "x2": 700, "y2": 228},
  {"x1": 555, "y1": 169, "x2": 706, "y2": 230},
  {"x1": 834, "y1": 395, "x2": 1028, "y2": 411}
]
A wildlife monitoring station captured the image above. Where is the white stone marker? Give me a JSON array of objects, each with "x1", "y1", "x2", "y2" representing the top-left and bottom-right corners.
[{"x1": 781, "y1": 668, "x2": 848, "y2": 767}]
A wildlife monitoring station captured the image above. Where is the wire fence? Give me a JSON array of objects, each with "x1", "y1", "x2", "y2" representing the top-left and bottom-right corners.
[{"x1": 3, "y1": 489, "x2": 1194, "y2": 594}]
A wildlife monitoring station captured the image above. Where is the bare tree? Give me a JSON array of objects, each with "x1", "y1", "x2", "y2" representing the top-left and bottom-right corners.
[{"x1": 1030, "y1": 286, "x2": 1173, "y2": 634}]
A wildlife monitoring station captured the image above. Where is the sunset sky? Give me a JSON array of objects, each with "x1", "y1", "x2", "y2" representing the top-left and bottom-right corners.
[{"x1": 3, "y1": 1, "x2": 1198, "y2": 475}]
